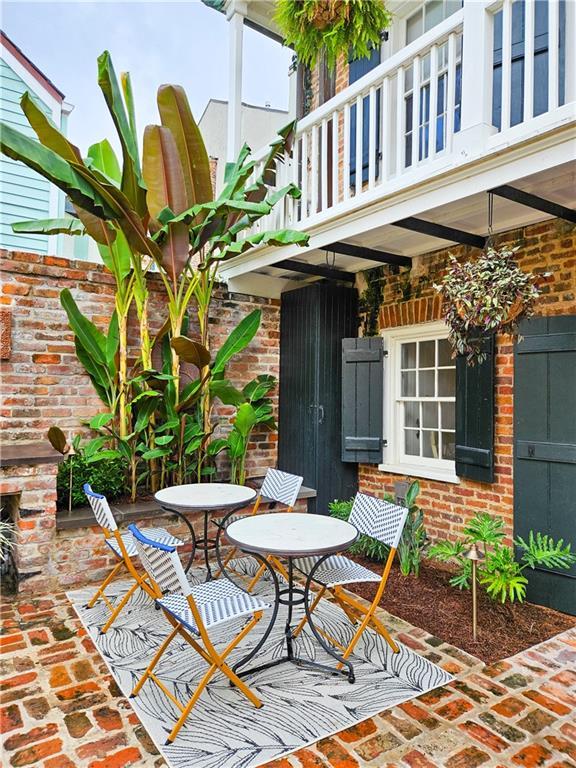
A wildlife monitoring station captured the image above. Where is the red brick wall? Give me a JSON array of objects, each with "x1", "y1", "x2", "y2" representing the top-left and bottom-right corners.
[
  {"x1": 0, "y1": 249, "x2": 280, "y2": 476},
  {"x1": 357, "y1": 218, "x2": 576, "y2": 543}
]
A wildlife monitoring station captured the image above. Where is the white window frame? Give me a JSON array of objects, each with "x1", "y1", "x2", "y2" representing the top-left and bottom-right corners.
[{"x1": 380, "y1": 320, "x2": 460, "y2": 484}]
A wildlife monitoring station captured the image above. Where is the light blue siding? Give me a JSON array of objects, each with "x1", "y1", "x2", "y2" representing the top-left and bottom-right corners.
[{"x1": 0, "y1": 58, "x2": 54, "y2": 253}]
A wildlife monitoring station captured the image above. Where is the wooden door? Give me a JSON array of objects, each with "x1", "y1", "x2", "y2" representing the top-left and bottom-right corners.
[{"x1": 514, "y1": 316, "x2": 576, "y2": 615}]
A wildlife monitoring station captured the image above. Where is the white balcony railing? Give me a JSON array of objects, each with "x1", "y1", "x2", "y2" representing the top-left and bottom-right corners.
[{"x1": 250, "y1": 0, "x2": 574, "y2": 237}]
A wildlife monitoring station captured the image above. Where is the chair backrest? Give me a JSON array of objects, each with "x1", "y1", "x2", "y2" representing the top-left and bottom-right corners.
[
  {"x1": 260, "y1": 468, "x2": 303, "y2": 509},
  {"x1": 84, "y1": 483, "x2": 118, "y2": 532},
  {"x1": 349, "y1": 492, "x2": 408, "y2": 549},
  {"x1": 128, "y1": 524, "x2": 191, "y2": 597}
]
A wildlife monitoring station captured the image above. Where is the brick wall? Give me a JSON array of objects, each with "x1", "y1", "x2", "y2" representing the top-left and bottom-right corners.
[
  {"x1": 0, "y1": 249, "x2": 280, "y2": 473},
  {"x1": 357, "y1": 218, "x2": 576, "y2": 543},
  {"x1": 0, "y1": 249, "x2": 280, "y2": 592}
]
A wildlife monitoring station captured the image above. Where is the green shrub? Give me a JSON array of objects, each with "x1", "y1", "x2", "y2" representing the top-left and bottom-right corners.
[{"x1": 57, "y1": 453, "x2": 127, "y2": 510}]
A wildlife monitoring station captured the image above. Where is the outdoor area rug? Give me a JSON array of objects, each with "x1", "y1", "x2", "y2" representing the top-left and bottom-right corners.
[{"x1": 68, "y1": 560, "x2": 453, "y2": 768}]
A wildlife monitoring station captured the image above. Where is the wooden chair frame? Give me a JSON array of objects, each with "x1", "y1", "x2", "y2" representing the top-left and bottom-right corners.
[
  {"x1": 129, "y1": 529, "x2": 264, "y2": 744},
  {"x1": 292, "y1": 545, "x2": 400, "y2": 663},
  {"x1": 86, "y1": 527, "x2": 156, "y2": 634}
]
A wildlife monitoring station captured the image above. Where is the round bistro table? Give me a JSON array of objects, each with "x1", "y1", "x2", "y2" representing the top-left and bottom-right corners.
[
  {"x1": 226, "y1": 512, "x2": 359, "y2": 682},
  {"x1": 155, "y1": 483, "x2": 257, "y2": 580}
]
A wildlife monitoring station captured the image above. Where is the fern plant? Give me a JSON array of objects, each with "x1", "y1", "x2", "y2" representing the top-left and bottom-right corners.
[
  {"x1": 430, "y1": 512, "x2": 576, "y2": 603},
  {"x1": 274, "y1": 0, "x2": 392, "y2": 71}
]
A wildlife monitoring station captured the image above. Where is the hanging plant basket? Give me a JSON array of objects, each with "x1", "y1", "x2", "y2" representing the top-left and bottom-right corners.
[
  {"x1": 434, "y1": 246, "x2": 544, "y2": 365},
  {"x1": 274, "y1": 0, "x2": 392, "y2": 71}
]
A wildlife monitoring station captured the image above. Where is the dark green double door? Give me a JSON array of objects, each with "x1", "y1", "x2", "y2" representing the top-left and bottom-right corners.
[
  {"x1": 514, "y1": 316, "x2": 576, "y2": 615},
  {"x1": 278, "y1": 282, "x2": 358, "y2": 515}
]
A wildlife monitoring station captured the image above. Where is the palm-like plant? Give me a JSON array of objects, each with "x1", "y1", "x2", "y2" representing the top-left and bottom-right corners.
[{"x1": 2, "y1": 51, "x2": 309, "y2": 497}]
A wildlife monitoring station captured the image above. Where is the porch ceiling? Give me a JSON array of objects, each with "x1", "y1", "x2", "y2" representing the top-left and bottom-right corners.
[{"x1": 254, "y1": 160, "x2": 576, "y2": 285}]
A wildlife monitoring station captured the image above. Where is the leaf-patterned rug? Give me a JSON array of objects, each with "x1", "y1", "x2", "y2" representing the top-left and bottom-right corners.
[{"x1": 68, "y1": 560, "x2": 452, "y2": 768}]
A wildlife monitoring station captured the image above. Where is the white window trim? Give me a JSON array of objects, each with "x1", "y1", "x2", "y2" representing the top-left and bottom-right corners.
[{"x1": 379, "y1": 320, "x2": 460, "y2": 484}]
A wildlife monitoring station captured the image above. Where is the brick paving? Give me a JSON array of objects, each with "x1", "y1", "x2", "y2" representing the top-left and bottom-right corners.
[{"x1": 1, "y1": 590, "x2": 574, "y2": 768}]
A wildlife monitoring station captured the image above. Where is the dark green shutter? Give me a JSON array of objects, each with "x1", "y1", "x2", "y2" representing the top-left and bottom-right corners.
[
  {"x1": 455, "y1": 335, "x2": 495, "y2": 483},
  {"x1": 342, "y1": 337, "x2": 384, "y2": 463}
]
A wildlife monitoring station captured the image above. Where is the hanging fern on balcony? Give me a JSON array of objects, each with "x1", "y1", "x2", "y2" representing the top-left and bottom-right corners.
[{"x1": 274, "y1": 0, "x2": 392, "y2": 71}]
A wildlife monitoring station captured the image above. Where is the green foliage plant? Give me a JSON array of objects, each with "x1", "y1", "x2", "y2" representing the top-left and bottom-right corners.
[
  {"x1": 429, "y1": 511, "x2": 576, "y2": 603},
  {"x1": 57, "y1": 448, "x2": 127, "y2": 510},
  {"x1": 434, "y1": 246, "x2": 542, "y2": 365},
  {"x1": 2, "y1": 52, "x2": 310, "y2": 499},
  {"x1": 391, "y1": 481, "x2": 427, "y2": 577},
  {"x1": 274, "y1": 0, "x2": 392, "y2": 71}
]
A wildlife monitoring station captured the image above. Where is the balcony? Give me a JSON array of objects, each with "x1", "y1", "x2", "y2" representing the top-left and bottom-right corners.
[{"x1": 220, "y1": 0, "x2": 576, "y2": 294}]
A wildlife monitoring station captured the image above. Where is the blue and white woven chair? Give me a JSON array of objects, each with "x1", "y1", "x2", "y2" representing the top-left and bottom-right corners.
[
  {"x1": 214, "y1": 468, "x2": 303, "y2": 589},
  {"x1": 128, "y1": 524, "x2": 269, "y2": 744},
  {"x1": 83, "y1": 484, "x2": 183, "y2": 633},
  {"x1": 293, "y1": 492, "x2": 408, "y2": 660}
]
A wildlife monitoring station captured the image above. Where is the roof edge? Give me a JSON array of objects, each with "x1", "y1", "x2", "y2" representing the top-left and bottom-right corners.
[{"x1": 1, "y1": 30, "x2": 65, "y2": 102}]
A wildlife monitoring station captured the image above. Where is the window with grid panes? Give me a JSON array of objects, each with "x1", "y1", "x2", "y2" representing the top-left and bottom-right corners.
[{"x1": 381, "y1": 323, "x2": 457, "y2": 480}]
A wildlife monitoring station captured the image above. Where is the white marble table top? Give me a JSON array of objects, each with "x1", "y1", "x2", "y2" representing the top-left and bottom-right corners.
[
  {"x1": 155, "y1": 483, "x2": 257, "y2": 511},
  {"x1": 226, "y1": 512, "x2": 358, "y2": 557}
]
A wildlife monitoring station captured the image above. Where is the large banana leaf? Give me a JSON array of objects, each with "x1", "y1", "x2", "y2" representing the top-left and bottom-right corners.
[
  {"x1": 71, "y1": 161, "x2": 162, "y2": 262},
  {"x1": 76, "y1": 140, "x2": 122, "y2": 249},
  {"x1": 142, "y1": 125, "x2": 187, "y2": 219},
  {"x1": 170, "y1": 336, "x2": 210, "y2": 368},
  {"x1": 12, "y1": 218, "x2": 85, "y2": 236},
  {"x1": 157, "y1": 85, "x2": 213, "y2": 209},
  {"x1": 97, "y1": 51, "x2": 147, "y2": 218},
  {"x1": 121, "y1": 72, "x2": 139, "y2": 143},
  {"x1": 60, "y1": 288, "x2": 107, "y2": 367},
  {"x1": 87, "y1": 139, "x2": 121, "y2": 184},
  {"x1": 143, "y1": 124, "x2": 189, "y2": 283},
  {"x1": 21, "y1": 92, "x2": 83, "y2": 163},
  {"x1": 211, "y1": 228, "x2": 309, "y2": 261},
  {"x1": 0, "y1": 122, "x2": 117, "y2": 219},
  {"x1": 212, "y1": 309, "x2": 261, "y2": 375}
]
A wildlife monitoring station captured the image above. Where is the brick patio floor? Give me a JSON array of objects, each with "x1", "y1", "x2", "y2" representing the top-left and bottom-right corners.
[{"x1": 1, "y1": 590, "x2": 575, "y2": 768}]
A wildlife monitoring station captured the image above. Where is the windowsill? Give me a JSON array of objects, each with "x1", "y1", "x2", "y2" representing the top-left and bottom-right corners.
[{"x1": 377, "y1": 462, "x2": 461, "y2": 485}]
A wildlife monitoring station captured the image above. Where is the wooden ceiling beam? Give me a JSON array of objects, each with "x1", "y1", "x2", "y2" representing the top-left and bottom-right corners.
[
  {"x1": 392, "y1": 217, "x2": 486, "y2": 249},
  {"x1": 324, "y1": 241, "x2": 411, "y2": 267},
  {"x1": 490, "y1": 185, "x2": 576, "y2": 224},
  {"x1": 275, "y1": 259, "x2": 356, "y2": 283}
]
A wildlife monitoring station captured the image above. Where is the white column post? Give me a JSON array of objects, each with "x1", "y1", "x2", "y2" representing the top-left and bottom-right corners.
[
  {"x1": 226, "y1": 0, "x2": 246, "y2": 162},
  {"x1": 453, "y1": 0, "x2": 497, "y2": 157}
]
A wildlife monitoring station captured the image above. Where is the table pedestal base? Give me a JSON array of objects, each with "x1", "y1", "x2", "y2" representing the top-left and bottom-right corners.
[{"x1": 233, "y1": 558, "x2": 355, "y2": 684}]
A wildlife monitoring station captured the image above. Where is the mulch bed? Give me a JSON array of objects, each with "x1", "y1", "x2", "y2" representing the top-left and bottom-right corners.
[{"x1": 346, "y1": 555, "x2": 575, "y2": 664}]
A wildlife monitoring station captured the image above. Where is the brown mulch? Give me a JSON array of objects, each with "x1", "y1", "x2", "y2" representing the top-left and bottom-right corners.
[{"x1": 346, "y1": 555, "x2": 576, "y2": 664}]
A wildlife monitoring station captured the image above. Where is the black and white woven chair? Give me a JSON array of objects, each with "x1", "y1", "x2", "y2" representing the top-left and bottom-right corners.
[
  {"x1": 293, "y1": 492, "x2": 408, "y2": 661},
  {"x1": 215, "y1": 468, "x2": 303, "y2": 589},
  {"x1": 128, "y1": 524, "x2": 269, "y2": 744},
  {"x1": 83, "y1": 484, "x2": 183, "y2": 633}
]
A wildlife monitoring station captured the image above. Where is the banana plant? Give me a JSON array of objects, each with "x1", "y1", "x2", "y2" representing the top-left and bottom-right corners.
[{"x1": 2, "y1": 51, "x2": 309, "y2": 496}]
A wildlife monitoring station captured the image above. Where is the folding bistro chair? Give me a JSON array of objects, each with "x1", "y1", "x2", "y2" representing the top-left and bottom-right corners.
[
  {"x1": 128, "y1": 524, "x2": 269, "y2": 744},
  {"x1": 83, "y1": 484, "x2": 183, "y2": 634},
  {"x1": 292, "y1": 492, "x2": 408, "y2": 662},
  {"x1": 215, "y1": 468, "x2": 303, "y2": 590}
]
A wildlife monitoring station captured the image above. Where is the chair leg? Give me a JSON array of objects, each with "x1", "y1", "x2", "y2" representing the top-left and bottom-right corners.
[
  {"x1": 166, "y1": 662, "x2": 219, "y2": 743},
  {"x1": 86, "y1": 561, "x2": 125, "y2": 608},
  {"x1": 100, "y1": 577, "x2": 142, "y2": 634},
  {"x1": 246, "y1": 555, "x2": 288, "y2": 593},
  {"x1": 368, "y1": 611, "x2": 400, "y2": 653},
  {"x1": 131, "y1": 623, "x2": 181, "y2": 697}
]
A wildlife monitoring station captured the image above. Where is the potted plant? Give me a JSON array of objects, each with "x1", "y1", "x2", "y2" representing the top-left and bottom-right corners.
[
  {"x1": 434, "y1": 245, "x2": 543, "y2": 365},
  {"x1": 274, "y1": 0, "x2": 392, "y2": 70}
]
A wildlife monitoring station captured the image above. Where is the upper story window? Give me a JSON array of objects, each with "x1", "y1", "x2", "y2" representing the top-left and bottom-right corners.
[{"x1": 406, "y1": 0, "x2": 463, "y2": 45}]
